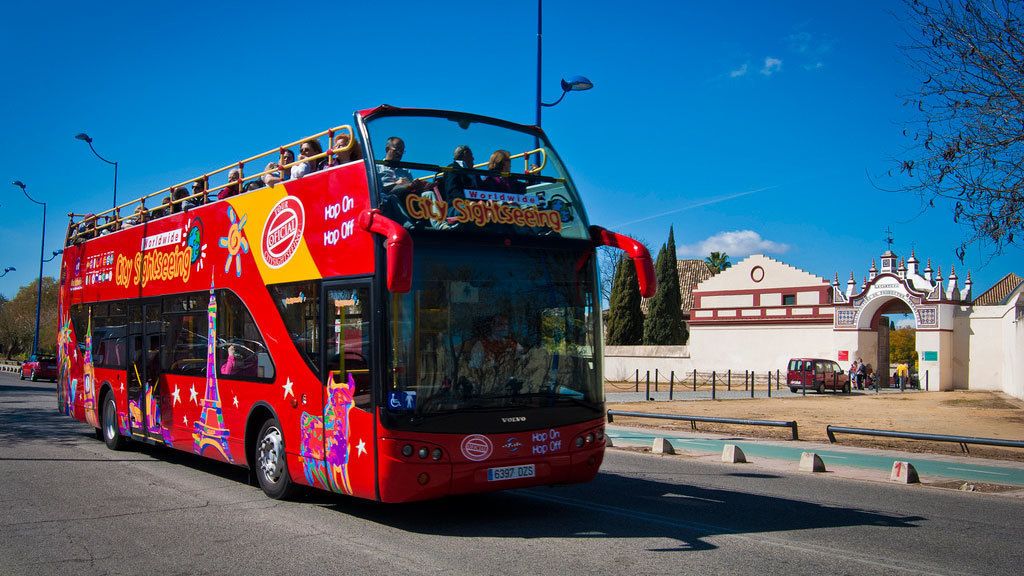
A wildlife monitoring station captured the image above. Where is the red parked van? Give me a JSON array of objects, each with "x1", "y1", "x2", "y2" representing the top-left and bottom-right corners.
[{"x1": 786, "y1": 358, "x2": 850, "y2": 394}]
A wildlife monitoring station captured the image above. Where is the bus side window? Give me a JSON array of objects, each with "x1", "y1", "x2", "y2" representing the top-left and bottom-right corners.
[
  {"x1": 325, "y1": 286, "x2": 372, "y2": 408},
  {"x1": 217, "y1": 289, "x2": 275, "y2": 381},
  {"x1": 268, "y1": 281, "x2": 321, "y2": 378},
  {"x1": 162, "y1": 293, "x2": 208, "y2": 377}
]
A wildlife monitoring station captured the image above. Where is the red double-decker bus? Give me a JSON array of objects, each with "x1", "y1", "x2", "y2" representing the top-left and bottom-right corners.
[{"x1": 57, "y1": 106, "x2": 653, "y2": 502}]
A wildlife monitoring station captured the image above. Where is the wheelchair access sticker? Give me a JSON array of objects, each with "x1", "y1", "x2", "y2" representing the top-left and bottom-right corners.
[{"x1": 387, "y1": 391, "x2": 416, "y2": 411}]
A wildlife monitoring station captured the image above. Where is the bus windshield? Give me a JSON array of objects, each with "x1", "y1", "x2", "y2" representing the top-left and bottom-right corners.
[
  {"x1": 388, "y1": 242, "x2": 602, "y2": 417},
  {"x1": 364, "y1": 112, "x2": 589, "y2": 240}
]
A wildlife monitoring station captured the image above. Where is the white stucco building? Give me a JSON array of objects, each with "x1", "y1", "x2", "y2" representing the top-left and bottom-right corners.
[{"x1": 606, "y1": 251, "x2": 1024, "y2": 399}]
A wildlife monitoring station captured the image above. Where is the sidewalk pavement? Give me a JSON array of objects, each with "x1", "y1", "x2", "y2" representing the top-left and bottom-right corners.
[{"x1": 606, "y1": 423, "x2": 1024, "y2": 488}]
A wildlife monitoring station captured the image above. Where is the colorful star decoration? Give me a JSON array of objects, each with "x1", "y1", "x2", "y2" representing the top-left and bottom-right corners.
[
  {"x1": 282, "y1": 378, "x2": 294, "y2": 399},
  {"x1": 218, "y1": 206, "x2": 249, "y2": 278},
  {"x1": 172, "y1": 385, "x2": 181, "y2": 405},
  {"x1": 356, "y1": 439, "x2": 367, "y2": 457},
  {"x1": 232, "y1": 395, "x2": 239, "y2": 408}
]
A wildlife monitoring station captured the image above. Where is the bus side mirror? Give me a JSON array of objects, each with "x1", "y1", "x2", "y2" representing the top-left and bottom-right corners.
[
  {"x1": 358, "y1": 209, "x2": 413, "y2": 293},
  {"x1": 589, "y1": 225, "x2": 656, "y2": 298}
]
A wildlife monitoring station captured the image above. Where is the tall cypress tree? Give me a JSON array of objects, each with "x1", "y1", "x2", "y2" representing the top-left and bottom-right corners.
[
  {"x1": 643, "y1": 227, "x2": 687, "y2": 344},
  {"x1": 605, "y1": 254, "x2": 643, "y2": 345}
]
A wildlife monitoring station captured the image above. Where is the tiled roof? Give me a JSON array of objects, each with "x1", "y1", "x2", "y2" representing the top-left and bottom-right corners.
[
  {"x1": 973, "y1": 273, "x2": 1023, "y2": 306},
  {"x1": 642, "y1": 259, "x2": 715, "y2": 317}
]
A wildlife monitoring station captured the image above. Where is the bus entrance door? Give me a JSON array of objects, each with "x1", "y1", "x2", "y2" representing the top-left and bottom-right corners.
[
  {"x1": 321, "y1": 282, "x2": 374, "y2": 497},
  {"x1": 127, "y1": 301, "x2": 165, "y2": 442}
]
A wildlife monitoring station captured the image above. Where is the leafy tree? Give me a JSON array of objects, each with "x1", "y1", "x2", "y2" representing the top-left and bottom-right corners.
[
  {"x1": 896, "y1": 0, "x2": 1024, "y2": 257},
  {"x1": 0, "y1": 277, "x2": 58, "y2": 358},
  {"x1": 643, "y1": 227, "x2": 687, "y2": 345},
  {"x1": 605, "y1": 255, "x2": 644, "y2": 345},
  {"x1": 705, "y1": 251, "x2": 732, "y2": 274},
  {"x1": 890, "y1": 327, "x2": 918, "y2": 366}
]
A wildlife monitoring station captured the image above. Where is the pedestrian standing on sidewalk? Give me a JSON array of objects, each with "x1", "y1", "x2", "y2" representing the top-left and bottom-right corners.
[{"x1": 856, "y1": 358, "x2": 866, "y2": 390}]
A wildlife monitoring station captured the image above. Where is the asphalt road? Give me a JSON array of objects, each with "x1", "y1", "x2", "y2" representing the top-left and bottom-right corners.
[{"x1": 2, "y1": 372, "x2": 1021, "y2": 576}]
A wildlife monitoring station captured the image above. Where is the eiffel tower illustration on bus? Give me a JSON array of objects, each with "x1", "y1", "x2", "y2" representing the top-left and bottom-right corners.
[{"x1": 193, "y1": 287, "x2": 234, "y2": 463}]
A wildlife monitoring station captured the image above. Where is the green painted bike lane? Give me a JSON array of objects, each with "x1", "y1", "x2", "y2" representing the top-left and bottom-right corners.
[{"x1": 606, "y1": 426, "x2": 1024, "y2": 487}]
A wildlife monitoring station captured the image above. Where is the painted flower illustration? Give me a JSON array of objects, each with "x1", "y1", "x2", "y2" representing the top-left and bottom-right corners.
[{"x1": 218, "y1": 206, "x2": 249, "y2": 277}]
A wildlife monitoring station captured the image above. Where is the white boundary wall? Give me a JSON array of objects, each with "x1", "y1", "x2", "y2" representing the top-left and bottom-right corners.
[{"x1": 604, "y1": 346, "x2": 694, "y2": 382}]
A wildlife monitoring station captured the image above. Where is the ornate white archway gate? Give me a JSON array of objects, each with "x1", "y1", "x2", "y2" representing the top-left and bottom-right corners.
[{"x1": 831, "y1": 250, "x2": 970, "y2": 391}]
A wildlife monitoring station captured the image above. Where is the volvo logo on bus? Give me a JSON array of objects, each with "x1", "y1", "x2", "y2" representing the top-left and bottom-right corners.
[
  {"x1": 261, "y1": 196, "x2": 305, "y2": 269},
  {"x1": 501, "y1": 416, "x2": 526, "y2": 423},
  {"x1": 460, "y1": 434, "x2": 493, "y2": 462}
]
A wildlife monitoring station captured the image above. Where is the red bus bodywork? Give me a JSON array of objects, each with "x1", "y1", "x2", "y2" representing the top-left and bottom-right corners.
[{"x1": 57, "y1": 109, "x2": 644, "y2": 502}]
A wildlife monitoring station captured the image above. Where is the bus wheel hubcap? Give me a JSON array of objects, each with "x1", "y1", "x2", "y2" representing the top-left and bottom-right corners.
[
  {"x1": 104, "y1": 401, "x2": 115, "y2": 439},
  {"x1": 258, "y1": 428, "x2": 284, "y2": 483}
]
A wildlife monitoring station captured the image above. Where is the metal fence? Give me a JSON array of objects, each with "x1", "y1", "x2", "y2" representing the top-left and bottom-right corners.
[
  {"x1": 607, "y1": 410, "x2": 799, "y2": 440},
  {"x1": 826, "y1": 425, "x2": 1024, "y2": 454},
  {"x1": 611, "y1": 369, "x2": 787, "y2": 399},
  {"x1": 609, "y1": 368, "x2": 934, "y2": 398}
]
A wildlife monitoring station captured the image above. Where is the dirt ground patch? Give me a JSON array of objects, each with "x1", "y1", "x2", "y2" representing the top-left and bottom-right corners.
[{"x1": 608, "y1": 390, "x2": 1024, "y2": 463}]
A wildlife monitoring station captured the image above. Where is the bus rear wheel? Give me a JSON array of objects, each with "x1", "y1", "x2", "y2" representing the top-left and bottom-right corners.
[
  {"x1": 102, "y1": 392, "x2": 127, "y2": 450},
  {"x1": 255, "y1": 418, "x2": 294, "y2": 500}
]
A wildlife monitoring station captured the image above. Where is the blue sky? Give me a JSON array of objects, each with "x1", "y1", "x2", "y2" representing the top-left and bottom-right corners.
[{"x1": 1, "y1": 0, "x2": 1020, "y2": 299}]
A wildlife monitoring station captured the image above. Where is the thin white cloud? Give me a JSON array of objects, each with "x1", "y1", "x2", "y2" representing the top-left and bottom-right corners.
[
  {"x1": 760, "y1": 57, "x2": 783, "y2": 76},
  {"x1": 614, "y1": 185, "x2": 778, "y2": 229},
  {"x1": 679, "y1": 230, "x2": 790, "y2": 258},
  {"x1": 787, "y1": 31, "x2": 812, "y2": 53},
  {"x1": 729, "y1": 63, "x2": 748, "y2": 78},
  {"x1": 787, "y1": 30, "x2": 832, "y2": 71}
]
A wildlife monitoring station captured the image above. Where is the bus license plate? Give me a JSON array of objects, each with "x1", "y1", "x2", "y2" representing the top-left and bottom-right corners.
[{"x1": 487, "y1": 464, "x2": 535, "y2": 482}]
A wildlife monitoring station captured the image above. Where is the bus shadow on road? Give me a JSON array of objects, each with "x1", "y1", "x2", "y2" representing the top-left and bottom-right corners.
[{"x1": 318, "y1": 471, "x2": 925, "y2": 552}]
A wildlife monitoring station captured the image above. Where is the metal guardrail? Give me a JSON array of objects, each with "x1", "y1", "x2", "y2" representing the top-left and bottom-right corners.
[
  {"x1": 607, "y1": 410, "x2": 799, "y2": 440},
  {"x1": 826, "y1": 425, "x2": 1024, "y2": 454}
]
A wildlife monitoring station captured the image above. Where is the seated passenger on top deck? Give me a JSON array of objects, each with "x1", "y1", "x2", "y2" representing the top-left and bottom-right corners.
[
  {"x1": 149, "y1": 196, "x2": 173, "y2": 219},
  {"x1": 123, "y1": 205, "x2": 147, "y2": 228},
  {"x1": 327, "y1": 133, "x2": 361, "y2": 167},
  {"x1": 170, "y1": 187, "x2": 189, "y2": 213},
  {"x1": 482, "y1": 149, "x2": 526, "y2": 195},
  {"x1": 190, "y1": 178, "x2": 208, "y2": 206},
  {"x1": 292, "y1": 139, "x2": 323, "y2": 179},
  {"x1": 99, "y1": 214, "x2": 121, "y2": 236},
  {"x1": 377, "y1": 136, "x2": 426, "y2": 221},
  {"x1": 264, "y1": 149, "x2": 294, "y2": 187},
  {"x1": 73, "y1": 214, "x2": 98, "y2": 243},
  {"x1": 442, "y1": 145, "x2": 483, "y2": 201},
  {"x1": 377, "y1": 137, "x2": 423, "y2": 195},
  {"x1": 217, "y1": 168, "x2": 242, "y2": 200}
]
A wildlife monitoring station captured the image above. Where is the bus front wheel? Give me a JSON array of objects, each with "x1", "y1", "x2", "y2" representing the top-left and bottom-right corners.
[
  {"x1": 255, "y1": 418, "x2": 294, "y2": 500},
  {"x1": 102, "y1": 393, "x2": 127, "y2": 450}
]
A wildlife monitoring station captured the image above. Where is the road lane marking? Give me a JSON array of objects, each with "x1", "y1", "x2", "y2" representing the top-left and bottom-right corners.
[{"x1": 947, "y1": 467, "x2": 1010, "y2": 476}]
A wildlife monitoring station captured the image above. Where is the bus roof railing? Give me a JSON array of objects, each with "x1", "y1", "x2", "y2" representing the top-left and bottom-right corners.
[{"x1": 65, "y1": 124, "x2": 357, "y2": 242}]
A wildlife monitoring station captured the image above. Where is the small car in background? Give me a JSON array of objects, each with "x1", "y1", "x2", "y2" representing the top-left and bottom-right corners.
[
  {"x1": 21, "y1": 354, "x2": 58, "y2": 382},
  {"x1": 786, "y1": 358, "x2": 850, "y2": 393}
]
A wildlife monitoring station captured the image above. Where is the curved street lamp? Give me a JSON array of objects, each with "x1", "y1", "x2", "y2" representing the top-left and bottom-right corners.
[
  {"x1": 0, "y1": 266, "x2": 15, "y2": 277},
  {"x1": 43, "y1": 249, "x2": 63, "y2": 263},
  {"x1": 11, "y1": 180, "x2": 46, "y2": 357},
  {"x1": 75, "y1": 132, "x2": 119, "y2": 208},
  {"x1": 541, "y1": 75, "x2": 595, "y2": 109}
]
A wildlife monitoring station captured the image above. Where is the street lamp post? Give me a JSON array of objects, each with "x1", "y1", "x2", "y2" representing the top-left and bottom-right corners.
[
  {"x1": 0, "y1": 266, "x2": 15, "y2": 277},
  {"x1": 75, "y1": 133, "x2": 118, "y2": 209},
  {"x1": 11, "y1": 181, "x2": 45, "y2": 357},
  {"x1": 534, "y1": 0, "x2": 594, "y2": 129},
  {"x1": 43, "y1": 249, "x2": 63, "y2": 263}
]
